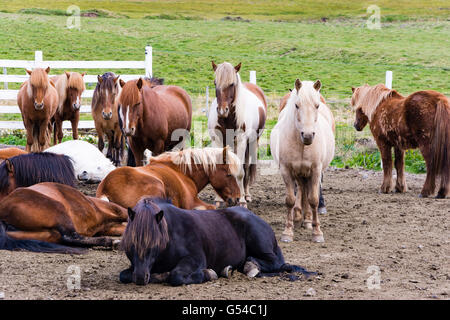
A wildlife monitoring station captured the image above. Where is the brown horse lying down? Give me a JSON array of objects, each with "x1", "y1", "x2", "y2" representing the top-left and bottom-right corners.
[
  {"x1": 0, "y1": 182, "x2": 127, "y2": 253},
  {"x1": 352, "y1": 84, "x2": 449, "y2": 198},
  {"x1": 0, "y1": 147, "x2": 28, "y2": 162},
  {"x1": 97, "y1": 147, "x2": 241, "y2": 210}
]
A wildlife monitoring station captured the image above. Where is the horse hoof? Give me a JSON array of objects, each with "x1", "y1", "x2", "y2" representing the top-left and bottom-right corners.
[
  {"x1": 245, "y1": 195, "x2": 252, "y2": 203},
  {"x1": 112, "y1": 239, "x2": 121, "y2": 249},
  {"x1": 215, "y1": 201, "x2": 223, "y2": 208},
  {"x1": 204, "y1": 269, "x2": 218, "y2": 281},
  {"x1": 239, "y1": 202, "x2": 248, "y2": 208},
  {"x1": 243, "y1": 261, "x2": 260, "y2": 278},
  {"x1": 318, "y1": 206, "x2": 327, "y2": 214},
  {"x1": 302, "y1": 222, "x2": 313, "y2": 230},
  {"x1": 280, "y1": 235, "x2": 293, "y2": 243},
  {"x1": 312, "y1": 234, "x2": 325, "y2": 243},
  {"x1": 221, "y1": 265, "x2": 233, "y2": 278}
]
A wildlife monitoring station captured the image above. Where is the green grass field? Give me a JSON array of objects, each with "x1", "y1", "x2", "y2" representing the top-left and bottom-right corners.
[{"x1": 0, "y1": 1, "x2": 448, "y2": 172}]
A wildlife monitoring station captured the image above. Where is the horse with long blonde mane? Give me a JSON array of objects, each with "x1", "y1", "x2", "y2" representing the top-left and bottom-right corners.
[
  {"x1": 51, "y1": 71, "x2": 85, "y2": 144},
  {"x1": 208, "y1": 61, "x2": 267, "y2": 207},
  {"x1": 271, "y1": 79, "x2": 335, "y2": 243},
  {"x1": 96, "y1": 147, "x2": 241, "y2": 210},
  {"x1": 352, "y1": 84, "x2": 449, "y2": 198},
  {"x1": 17, "y1": 67, "x2": 58, "y2": 152}
]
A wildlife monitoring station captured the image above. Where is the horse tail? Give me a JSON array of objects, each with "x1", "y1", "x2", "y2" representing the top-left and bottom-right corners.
[
  {"x1": 430, "y1": 97, "x2": 450, "y2": 191},
  {"x1": 0, "y1": 222, "x2": 85, "y2": 254}
]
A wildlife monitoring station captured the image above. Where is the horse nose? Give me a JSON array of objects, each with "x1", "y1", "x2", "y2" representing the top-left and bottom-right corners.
[
  {"x1": 102, "y1": 111, "x2": 113, "y2": 120},
  {"x1": 301, "y1": 132, "x2": 315, "y2": 145},
  {"x1": 134, "y1": 272, "x2": 150, "y2": 286},
  {"x1": 217, "y1": 106, "x2": 229, "y2": 117},
  {"x1": 354, "y1": 122, "x2": 362, "y2": 131},
  {"x1": 77, "y1": 171, "x2": 89, "y2": 181},
  {"x1": 125, "y1": 127, "x2": 135, "y2": 136},
  {"x1": 34, "y1": 102, "x2": 44, "y2": 110},
  {"x1": 73, "y1": 103, "x2": 80, "y2": 110}
]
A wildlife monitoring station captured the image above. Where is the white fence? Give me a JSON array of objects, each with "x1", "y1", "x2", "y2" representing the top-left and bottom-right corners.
[{"x1": 0, "y1": 46, "x2": 153, "y2": 129}]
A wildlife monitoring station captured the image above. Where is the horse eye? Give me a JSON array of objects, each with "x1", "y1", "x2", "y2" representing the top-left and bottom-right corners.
[
  {"x1": 295, "y1": 104, "x2": 299, "y2": 109},
  {"x1": 226, "y1": 174, "x2": 232, "y2": 177},
  {"x1": 316, "y1": 104, "x2": 320, "y2": 109}
]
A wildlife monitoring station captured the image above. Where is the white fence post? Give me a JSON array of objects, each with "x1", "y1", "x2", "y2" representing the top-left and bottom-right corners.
[
  {"x1": 250, "y1": 70, "x2": 256, "y2": 84},
  {"x1": 385, "y1": 70, "x2": 393, "y2": 89},
  {"x1": 145, "y1": 46, "x2": 152, "y2": 78},
  {"x1": 3, "y1": 67, "x2": 6, "y2": 89},
  {"x1": 34, "y1": 50, "x2": 43, "y2": 68}
]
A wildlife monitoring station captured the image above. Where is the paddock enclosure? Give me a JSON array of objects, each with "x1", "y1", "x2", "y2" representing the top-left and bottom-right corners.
[{"x1": 0, "y1": 166, "x2": 447, "y2": 299}]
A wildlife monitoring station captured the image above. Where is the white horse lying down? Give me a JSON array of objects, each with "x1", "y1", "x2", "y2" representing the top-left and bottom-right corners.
[{"x1": 45, "y1": 140, "x2": 116, "y2": 183}]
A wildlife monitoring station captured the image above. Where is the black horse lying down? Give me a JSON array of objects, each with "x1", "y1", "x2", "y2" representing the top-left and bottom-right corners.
[{"x1": 120, "y1": 198, "x2": 315, "y2": 286}]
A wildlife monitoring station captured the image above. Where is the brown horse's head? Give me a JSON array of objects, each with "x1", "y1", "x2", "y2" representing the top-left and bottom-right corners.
[
  {"x1": 0, "y1": 159, "x2": 17, "y2": 200},
  {"x1": 94, "y1": 72, "x2": 120, "y2": 120},
  {"x1": 65, "y1": 71, "x2": 86, "y2": 111},
  {"x1": 119, "y1": 78, "x2": 144, "y2": 137},
  {"x1": 291, "y1": 79, "x2": 322, "y2": 145},
  {"x1": 212, "y1": 61, "x2": 241, "y2": 119},
  {"x1": 26, "y1": 67, "x2": 51, "y2": 110}
]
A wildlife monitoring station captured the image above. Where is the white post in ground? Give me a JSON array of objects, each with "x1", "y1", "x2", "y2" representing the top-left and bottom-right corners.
[
  {"x1": 145, "y1": 45, "x2": 152, "y2": 78},
  {"x1": 385, "y1": 70, "x2": 393, "y2": 89},
  {"x1": 3, "y1": 67, "x2": 7, "y2": 89},
  {"x1": 250, "y1": 70, "x2": 256, "y2": 84},
  {"x1": 34, "y1": 50, "x2": 43, "y2": 68}
]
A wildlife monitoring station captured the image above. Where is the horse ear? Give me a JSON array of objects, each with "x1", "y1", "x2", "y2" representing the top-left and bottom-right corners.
[
  {"x1": 127, "y1": 208, "x2": 136, "y2": 221},
  {"x1": 26, "y1": 69, "x2": 32, "y2": 76},
  {"x1": 97, "y1": 75, "x2": 103, "y2": 84},
  {"x1": 65, "y1": 71, "x2": 71, "y2": 79},
  {"x1": 212, "y1": 60, "x2": 217, "y2": 72},
  {"x1": 222, "y1": 146, "x2": 228, "y2": 164},
  {"x1": 288, "y1": 88, "x2": 292, "y2": 92},
  {"x1": 351, "y1": 86, "x2": 356, "y2": 93},
  {"x1": 313, "y1": 80, "x2": 322, "y2": 91},
  {"x1": 113, "y1": 75, "x2": 120, "y2": 83},
  {"x1": 136, "y1": 78, "x2": 143, "y2": 90},
  {"x1": 81, "y1": 72, "x2": 86, "y2": 77},
  {"x1": 5, "y1": 159, "x2": 14, "y2": 174},
  {"x1": 295, "y1": 79, "x2": 302, "y2": 92},
  {"x1": 234, "y1": 62, "x2": 241, "y2": 73},
  {"x1": 155, "y1": 210, "x2": 164, "y2": 224},
  {"x1": 45, "y1": 66, "x2": 50, "y2": 74},
  {"x1": 119, "y1": 79, "x2": 126, "y2": 88}
]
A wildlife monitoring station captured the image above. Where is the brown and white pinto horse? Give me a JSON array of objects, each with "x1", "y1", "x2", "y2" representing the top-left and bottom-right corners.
[
  {"x1": 119, "y1": 78, "x2": 192, "y2": 166},
  {"x1": 0, "y1": 182, "x2": 127, "y2": 251},
  {"x1": 352, "y1": 84, "x2": 450, "y2": 198},
  {"x1": 91, "y1": 72, "x2": 124, "y2": 166},
  {"x1": 96, "y1": 147, "x2": 241, "y2": 210},
  {"x1": 51, "y1": 71, "x2": 86, "y2": 144},
  {"x1": 17, "y1": 67, "x2": 59, "y2": 152},
  {"x1": 208, "y1": 61, "x2": 267, "y2": 206}
]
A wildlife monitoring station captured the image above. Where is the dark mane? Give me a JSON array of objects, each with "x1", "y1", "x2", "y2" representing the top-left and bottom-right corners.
[
  {"x1": 144, "y1": 76, "x2": 164, "y2": 87},
  {"x1": 0, "y1": 153, "x2": 75, "y2": 193},
  {"x1": 121, "y1": 198, "x2": 169, "y2": 259},
  {"x1": 92, "y1": 72, "x2": 119, "y2": 111}
]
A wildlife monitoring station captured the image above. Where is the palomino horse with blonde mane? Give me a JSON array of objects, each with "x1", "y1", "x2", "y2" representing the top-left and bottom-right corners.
[
  {"x1": 0, "y1": 182, "x2": 128, "y2": 253},
  {"x1": 51, "y1": 71, "x2": 86, "y2": 144},
  {"x1": 208, "y1": 61, "x2": 267, "y2": 206},
  {"x1": 271, "y1": 79, "x2": 335, "y2": 243},
  {"x1": 279, "y1": 90, "x2": 335, "y2": 214},
  {"x1": 352, "y1": 84, "x2": 449, "y2": 198},
  {"x1": 91, "y1": 72, "x2": 124, "y2": 166},
  {"x1": 119, "y1": 78, "x2": 191, "y2": 166},
  {"x1": 17, "y1": 67, "x2": 59, "y2": 152},
  {"x1": 96, "y1": 147, "x2": 241, "y2": 210}
]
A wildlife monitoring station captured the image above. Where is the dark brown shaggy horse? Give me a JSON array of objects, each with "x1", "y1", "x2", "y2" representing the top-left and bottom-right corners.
[
  {"x1": 17, "y1": 67, "x2": 59, "y2": 152},
  {"x1": 119, "y1": 197, "x2": 314, "y2": 286},
  {"x1": 352, "y1": 84, "x2": 449, "y2": 198},
  {"x1": 51, "y1": 71, "x2": 86, "y2": 144},
  {"x1": 119, "y1": 78, "x2": 192, "y2": 166},
  {"x1": 0, "y1": 152, "x2": 75, "y2": 201},
  {"x1": 0, "y1": 182, "x2": 128, "y2": 253}
]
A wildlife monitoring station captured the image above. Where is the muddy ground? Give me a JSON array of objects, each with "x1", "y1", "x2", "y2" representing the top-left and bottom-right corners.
[{"x1": 0, "y1": 167, "x2": 448, "y2": 300}]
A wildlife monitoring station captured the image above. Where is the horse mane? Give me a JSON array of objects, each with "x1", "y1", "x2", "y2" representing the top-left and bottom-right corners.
[
  {"x1": 152, "y1": 147, "x2": 241, "y2": 177},
  {"x1": 121, "y1": 198, "x2": 169, "y2": 259},
  {"x1": 214, "y1": 62, "x2": 237, "y2": 89},
  {"x1": 26, "y1": 68, "x2": 49, "y2": 97},
  {"x1": 143, "y1": 76, "x2": 164, "y2": 87},
  {"x1": 0, "y1": 153, "x2": 75, "y2": 192},
  {"x1": 119, "y1": 79, "x2": 140, "y2": 107},
  {"x1": 353, "y1": 84, "x2": 401, "y2": 121},
  {"x1": 279, "y1": 81, "x2": 321, "y2": 124},
  {"x1": 67, "y1": 72, "x2": 86, "y2": 92},
  {"x1": 92, "y1": 72, "x2": 120, "y2": 111}
]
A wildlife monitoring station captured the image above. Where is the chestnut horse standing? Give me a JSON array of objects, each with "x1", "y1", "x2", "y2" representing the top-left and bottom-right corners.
[
  {"x1": 208, "y1": 61, "x2": 267, "y2": 207},
  {"x1": 96, "y1": 147, "x2": 241, "y2": 210},
  {"x1": 352, "y1": 84, "x2": 449, "y2": 198},
  {"x1": 119, "y1": 78, "x2": 192, "y2": 166},
  {"x1": 0, "y1": 182, "x2": 128, "y2": 252},
  {"x1": 91, "y1": 72, "x2": 124, "y2": 166},
  {"x1": 51, "y1": 71, "x2": 86, "y2": 144},
  {"x1": 17, "y1": 67, "x2": 59, "y2": 152}
]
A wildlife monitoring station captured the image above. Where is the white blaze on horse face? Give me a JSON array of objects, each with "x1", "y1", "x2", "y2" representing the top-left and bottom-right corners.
[{"x1": 125, "y1": 106, "x2": 130, "y2": 130}]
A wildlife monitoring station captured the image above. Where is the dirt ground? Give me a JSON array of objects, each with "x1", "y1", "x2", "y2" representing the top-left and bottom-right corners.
[{"x1": 0, "y1": 167, "x2": 448, "y2": 300}]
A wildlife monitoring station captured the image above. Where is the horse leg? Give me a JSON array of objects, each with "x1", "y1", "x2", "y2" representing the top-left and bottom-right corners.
[
  {"x1": 235, "y1": 136, "x2": 248, "y2": 206},
  {"x1": 23, "y1": 118, "x2": 33, "y2": 152},
  {"x1": 7, "y1": 229, "x2": 62, "y2": 243},
  {"x1": 71, "y1": 116, "x2": 79, "y2": 141},
  {"x1": 38, "y1": 120, "x2": 49, "y2": 150},
  {"x1": 379, "y1": 143, "x2": 393, "y2": 193},
  {"x1": 193, "y1": 197, "x2": 216, "y2": 210},
  {"x1": 98, "y1": 223, "x2": 126, "y2": 237},
  {"x1": 394, "y1": 147, "x2": 407, "y2": 192},
  {"x1": 106, "y1": 131, "x2": 113, "y2": 160},
  {"x1": 60, "y1": 232, "x2": 115, "y2": 248},
  {"x1": 300, "y1": 180, "x2": 313, "y2": 230},
  {"x1": 168, "y1": 256, "x2": 215, "y2": 286},
  {"x1": 318, "y1": 174, "x2": 327, "y2": 214},
  {"x1": 96, "y1": 124, "x2": 105, "y2": 152},
  {"x1": 419, "y1": 145, "x2": 435, "y2": 197},
  {"x1": 280, "y1": 165, "x2": 297, "y2": 243},
  {"x1": 114, "y1": 128, "x2": 123, "y2": 166},
  {"x1": 153, "y1": 139, "x2": 165, "y2": 156},
  {"x1": 308, "y1": 169, "x2": 324, "y2": 243},
  {"x1": 210, "y1": 130, "x2": 226, "y2": 207}
]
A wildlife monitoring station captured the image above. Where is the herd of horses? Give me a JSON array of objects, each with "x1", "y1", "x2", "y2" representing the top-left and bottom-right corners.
[{"x1": 0, "y1": 61, "x2": 448, "y2": 286}]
